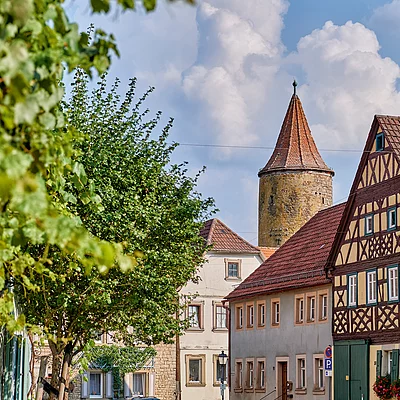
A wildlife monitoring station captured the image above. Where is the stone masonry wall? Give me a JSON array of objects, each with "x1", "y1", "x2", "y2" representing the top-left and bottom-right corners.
[
  {"x1": 258, "y1": 170, "x2": 333, "y2": 247},
  {"x1": 154, "y1": 343, "x2": 177, "y2": 400}
]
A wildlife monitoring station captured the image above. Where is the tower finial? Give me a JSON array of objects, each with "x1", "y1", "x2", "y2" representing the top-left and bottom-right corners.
[{"x1": 292, "y1": 79, "x2": 297, "y2": 96}]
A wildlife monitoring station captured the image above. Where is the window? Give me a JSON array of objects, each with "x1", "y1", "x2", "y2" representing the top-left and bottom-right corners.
[
  {"x1": 213, "y1": 355, "x2": 228, "y2": 385},
  {"x1": 246, "y1": 360, "x2": 254, "y2": 389},
  {"x1": 318, "y1": 292, "x2": 328, "y2": 321},
  {"x1": 247, "y1": 304, "x2": 254, "y2": 328},
  {"x1": 235, "y1": 360, "x2": 243, "y2": 391},
  {"x1": 367, "y1": 270, "x2": 377, "y2": 305},
  {"x1": 388, "y1": 266, "x2": 399, "y2": 301},
  {"x1": 185, "y1": 355, "x2": 206, "y2": 386},
  {"x1": 82, "y1": 371, "x2": 113, "y2": 398},
  {"x1": 306, "y1": 294, "x2": 316, "y2": 322},
  {"x1": 215, "y1": 304, "x2": 227, "y2": 329},
  {"x1": 256, "y1": 359, "x2": 266, "y2": 391},
  {"x1": 348, "y1": 274, "x2": 357, "y2": 307},
  {"x1": 388, "y1": 208, "x2": 397, "y2": 231},
  {"x1": 257, "y1": 301, "x2": 266, "y2": 327},
  {"x1": 271, "y1": 299, "x2": 280, "y2": 326},
  {"x1": 236, "y1": 305, "x2": 243, "y2": 329},
  {"x1": 365, "y1": 214, "x2": 374, "y2": 235},
  {"x1": 89, "y1": 372, "x2": 102, "y2": 398},
  {"x1": 313, "y1": 355, "x2": 324, "y2": 392},
  {"x1": 296, "y1": 356, "x2": 306, "y2": 390},
  {"x1": 188, "y1": 304, "x2": 202, "y2": 329},
  {"x1": 376, "y1": 132, "x2": 384, "y2": 151},
  {"x1": 225, "y1": 259, "x2": 241, "y2": 279},
  {"x1": 295, "y1": 295, "x2": 304, "y2": 324}
]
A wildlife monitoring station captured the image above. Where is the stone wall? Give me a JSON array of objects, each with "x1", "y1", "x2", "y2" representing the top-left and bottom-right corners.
[
  {"x1": 258, "y1": 170, "x2": 333, "y2": 247},
  {"x1": 154, "y1": 343, "x2": 177, "y2": 400}
]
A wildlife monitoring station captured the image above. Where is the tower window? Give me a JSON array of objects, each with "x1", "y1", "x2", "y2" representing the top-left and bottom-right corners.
[{"x1": 376, "y1": 132, "x2": 384, "y2": 151}]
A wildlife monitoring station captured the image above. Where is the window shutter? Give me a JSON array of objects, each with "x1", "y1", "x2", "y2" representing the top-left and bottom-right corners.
[
  {"x1": 392, "y1": 349, "x2": 399, "y2": 382},
  {"x1": 376, "y1": 350, "x2": 382, "y2": 377},
  {"x1": 124, "y1": 373, "x2": 131, "y2": 397},
  {"x1": 81, "y1": 373, "x2": 89, "y2": 398},
  {"x1": 106, "y1": 372, "x2": 113, "y2": 398}
]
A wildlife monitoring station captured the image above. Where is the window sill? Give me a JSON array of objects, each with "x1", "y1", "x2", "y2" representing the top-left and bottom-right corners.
[
  {"x1": 244, "y1": 388, "x2": 254, "y2": 393},
  {"x1": 234, "y1": 388, "x2": 243, "y2": 393},
  {"x1": 212, "y1": 328, "x2": 228, "y2": 332},
  {"x1": 295, "y1": 388, "x2": 307, "y2": 395},
  {"x1": 255, "y1": 388, "x2": 266, "y2": 393},
  {"x1": 186, "y1": 383, "x2": 206, "y2": 387},
  {"x1": 271, "y1": 323, "x2": 280, "y2": 328},
  {"x1": 186, "y1": 328, "x2": 204, "y2": 332},
  {"x1": 313, "y1": 389, "x2": 325, "y2": 395},
  {"x1": 246, "y1": 325, "x2": 254, "y2": 329},
  {"x1": 213, "y1": 383, "x2": 229, "y2": 387},
  {"x1": 225, "y1": 277, "x2": 242, "y2": 281}
]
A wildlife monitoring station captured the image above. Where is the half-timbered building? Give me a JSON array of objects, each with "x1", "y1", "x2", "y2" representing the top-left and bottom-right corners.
[{"x1": 327, "y1": 115, "x2": 400, "y2": 400}]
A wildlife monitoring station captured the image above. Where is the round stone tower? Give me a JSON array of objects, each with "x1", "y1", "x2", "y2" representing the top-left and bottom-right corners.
[{"x1": 258, "y1": 82, "x2": 334, "y2": 248}]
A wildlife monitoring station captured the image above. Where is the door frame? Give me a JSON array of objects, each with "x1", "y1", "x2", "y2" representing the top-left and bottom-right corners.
[{"x1": 276, "y1": 357, "x2": 289, "y2": 400}]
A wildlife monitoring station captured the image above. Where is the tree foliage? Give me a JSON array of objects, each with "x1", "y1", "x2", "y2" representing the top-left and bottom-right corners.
[
  {"x1": 18, "y1": 71, "x2": 214, "y2": 397},
  {"x1": 0, "y1": 0, "x2": 197, "y2": 331}
]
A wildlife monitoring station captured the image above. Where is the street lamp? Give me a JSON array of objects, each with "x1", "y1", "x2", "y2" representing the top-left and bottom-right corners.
[{"x1": 218, "y1": 351, "x2": 228, "y2": 400}]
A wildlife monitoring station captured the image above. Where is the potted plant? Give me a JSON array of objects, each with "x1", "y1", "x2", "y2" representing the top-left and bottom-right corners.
[
  {"x1": 392, "y1": 378, "x2": 400, "y2": 399},
  {"x1": 373, "y1": 375, "x2": 392, "y2": 400}
]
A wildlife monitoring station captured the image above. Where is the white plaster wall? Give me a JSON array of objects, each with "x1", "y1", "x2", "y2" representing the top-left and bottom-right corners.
[
  {"x1": 229, "y1": 285, "x2": 333, "y2": 400},
  {"x1": 180, "y1": 252, "x2": 263, "y2": 400}
]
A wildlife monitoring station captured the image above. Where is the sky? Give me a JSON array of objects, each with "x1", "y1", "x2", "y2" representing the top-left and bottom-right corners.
[{"x1": 66, "y1": 0, "x2": 400, "y2": 244}]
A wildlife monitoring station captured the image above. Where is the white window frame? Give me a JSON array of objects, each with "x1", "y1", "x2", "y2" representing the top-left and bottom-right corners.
[
  {"x1": 296, "y1": 355, "x2": 306, "y2": 390},
  {"x1": 89, "y1": 371, "x2": 103, "y2": 399},
  {"x1": 235, "y1": 359, "x2": 243, "y2": 390},
  {"x1": 367, "y1": 270, "x2": 377, "y2": 304},
  {"x1": 348, "y1": 274, "x2": 357, "y2": 307},
  {"x1": 188, "y1": 304, "x2": 201, "y2": 328},
  {"x1": 313, "y1": 354, "x2": 324, "y2": 392},
  {"x1": 256, "y1": 358, "x2": 266, "y2": 390},
  {"x1": 214, "y1": 304, "x2": 227, "y2": 330},
  {"x1": 246, "y1": 359, "x2": 254, "y2": 389},
  {"x1": 365, "y1": 214, "x2": 373, "y2": 235},
  {"x1": 388, "y1": 208, "x2": 397, "y2": 230},
  {"x1": 388, "y1": 266, "x2": 399, "y2": 302},
  {"x1": 318, "y1": 292, "x2": 328, "y2": 321},
  {"x1": 257, "y1": 301, "x2": 266, "y2": 327},
  {"x1": 271, "y1": 298, "x2": 280, "y2": 326},
  {"x1": 247, "y1": 304, "x2": 254, "y2": 328}
]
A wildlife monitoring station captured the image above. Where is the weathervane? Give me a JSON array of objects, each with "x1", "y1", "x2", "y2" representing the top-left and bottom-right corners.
[{"x1": 293, "y1": 79, "x2": 297, "y2": 96}]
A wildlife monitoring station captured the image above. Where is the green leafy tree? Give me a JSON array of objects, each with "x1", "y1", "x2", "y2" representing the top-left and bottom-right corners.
[
  {"x1": 18, "y1": 70, "x2": 214, "y2": 399},
  {"x1": 0, "y1": 0, "x2": 197, "y2": 332}
]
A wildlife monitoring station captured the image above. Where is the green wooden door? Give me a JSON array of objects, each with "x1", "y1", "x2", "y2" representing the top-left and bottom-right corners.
[{"x1": 334, "y1": 341, "x2": 369, "y2": 400}]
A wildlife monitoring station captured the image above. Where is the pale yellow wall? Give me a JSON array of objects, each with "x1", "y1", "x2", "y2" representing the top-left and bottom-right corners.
[{"x1": 358, "y1": 272, "x2": 366, "y2": 305}]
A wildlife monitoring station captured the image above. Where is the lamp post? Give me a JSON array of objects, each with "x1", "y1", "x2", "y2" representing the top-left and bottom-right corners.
[{"x1": 218, "y1": 351, "x2": 228, "y2": 400}]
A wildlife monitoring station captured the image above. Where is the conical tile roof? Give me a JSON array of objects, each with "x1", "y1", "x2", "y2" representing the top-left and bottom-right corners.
[{"x1": 259, "y1": 92, "x2": 334, "y2": 176}]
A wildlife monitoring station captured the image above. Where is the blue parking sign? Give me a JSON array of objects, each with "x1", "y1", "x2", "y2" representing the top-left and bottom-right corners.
[{"x1": 324, "y1": 358, "x2": 332, "y2": 370}]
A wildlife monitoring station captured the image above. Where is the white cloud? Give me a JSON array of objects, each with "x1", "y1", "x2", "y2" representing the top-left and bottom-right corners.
[
  {"x1": 181, "y1": 0, "x2": 289, "y2": 152},
  {"x1": 294, "y1": 21, "x2": 400, "y2": 149},
  {"x1": 369, "y1": 0, "x2": 400, "y2": 37}
]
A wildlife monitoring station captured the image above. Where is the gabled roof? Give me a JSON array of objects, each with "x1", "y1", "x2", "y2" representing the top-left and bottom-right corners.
[
  {"x1": 259, "y1": 93, "x2": 334, "y2": 176},
  {"x1": 226, "y1": 203, "x2": 345, "y2": 301},
  {"x1": 200, "y1": 219, "x2": 261, "y2": 254},
  {"x1": 326, "y1": 115, "x2": 400, "y2": 271}
]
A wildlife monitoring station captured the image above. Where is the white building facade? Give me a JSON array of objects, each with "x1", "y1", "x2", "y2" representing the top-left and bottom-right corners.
[{"x1": 179, "y1": 218, "x2": 264, "y2": 400}]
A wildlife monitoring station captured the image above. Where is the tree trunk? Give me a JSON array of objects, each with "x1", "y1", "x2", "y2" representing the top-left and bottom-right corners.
[
  {"x1": 49, "y1": 341, "x2": 63, "y2": 400},
  {"x1": 58, "y1": 342, "x2": 73, "y2": 400}
]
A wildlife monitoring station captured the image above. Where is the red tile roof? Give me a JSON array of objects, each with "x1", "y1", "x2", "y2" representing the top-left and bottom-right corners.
[
  {"x1": 259, "y1": 94, "x2": 334, "y2": 176},
  {"x1": 200, "y1": 219, "x2": 261, "y2": 254},
  {"x1": 258, "y1": 246, "x2": 277, "y2": 260},
  {"x1": 376, "y1": 115, "x2": 400, "y2": 159},
  {"x1": 226, "y1": 203, "x2": 346, "y2": 301}
]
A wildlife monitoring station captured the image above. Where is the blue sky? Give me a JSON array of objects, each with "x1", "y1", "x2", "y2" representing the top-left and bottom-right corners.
[{"x1": 66, "y1": 0, "x2": 400, "y2": 244}]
